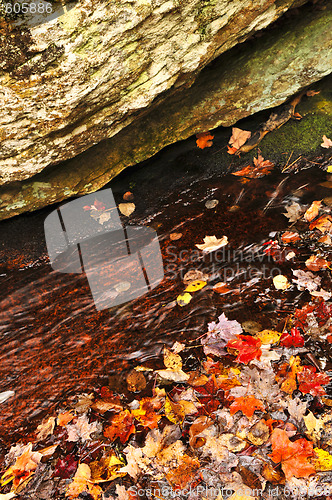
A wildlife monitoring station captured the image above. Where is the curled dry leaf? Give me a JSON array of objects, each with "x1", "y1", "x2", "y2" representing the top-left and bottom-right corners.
[
  {"x1": 195, "y1": 235, "x2": 228, "y2": 253},
  {"x1": 183, "y1": 269, "x2": 209, "y2": 285},
  {"x1": 118, "y1": 203, "x2": 135, "y2": 217},
  {"x1": 228, "y1": 127, "x2": 251, "y2": 153},
  {"x1": 196, "y1": 131, "x2": 214, "y2": 149}
]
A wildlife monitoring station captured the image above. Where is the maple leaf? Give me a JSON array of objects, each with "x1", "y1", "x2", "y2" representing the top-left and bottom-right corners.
[
  {"x1": 201, "y1": 313, "x2": 242, "y2": 357},
  {"x1": 66, "y1": 463, "x2": 102, "y2": 500},
  {"x1": 166, "y1": 454, "x2": 200, "y2": 489},
  {"x1": 297, "y1": 365, "x2": 330, "y2": 397},
  {"x1": 196, "y1": 131, "x2": 214, "y2": 149},
  {"x1": 229, "y1": 395, "x2": 265, "y2": 418},
  {"x1": 228, "y1": 127, "x2": 251, "y2": 153},
  {"x1": 195, "y1": 375, "x2": 224, "y2": 415},
  {"x1": 132, "y1": 398, "x2": 162, "y2": 429},
  {"x1": 283, "y1": 202, "x2": 303, "y2": 223},
  {"x1": 231, "y1": 159, "x2": 273, "y2": 178},
  {"x1": 321, "y1": 135, "x2": 332, "y2": 148},
  {"x1": 195, "y1": 235, "x2": 228, "y2": 253},
  {"x1": 292, "y1": 269, "x2": 321, "y2": 293},
  {"x1": 280, "y1": 327, "x2": 304, "y2": 348},
  {"x1": 66, "y1": 414, "x2": 102, "y2": 442},
  {"x1": 57, "y1": 411, "x2": 75, "y2": 427},
  {"x1": 268, "y1": 428, "x2": 315, "y2": 480},
  {"x1": 227, "y1": 335, "x2": 262, "y2": 364},
  {"x1": 103, "y1": 410, "x2": 135, "y2": 443}
]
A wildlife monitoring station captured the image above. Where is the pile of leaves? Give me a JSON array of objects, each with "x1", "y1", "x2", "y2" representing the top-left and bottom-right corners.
[{"x1": 1, "y1": 193, "x2": 332, "y2": 500}]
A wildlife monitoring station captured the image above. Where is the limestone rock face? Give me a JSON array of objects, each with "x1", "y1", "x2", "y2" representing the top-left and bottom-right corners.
[{"x1": 0, "y1": 0, "x2": 306, "y2": 185}]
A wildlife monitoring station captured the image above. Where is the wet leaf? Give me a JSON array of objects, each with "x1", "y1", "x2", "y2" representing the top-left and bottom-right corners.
[
  {"x1": 309, "y1": 214, "x2": 332, "y2": 233},
  {"x1": 36, "y1": 416, "x2": 55, "y2": 440},
  {"x1": 131, "y1": 397, "x2": 162, "y2": 429},
  {"x1": 123, "y1": 191, "x2": 134, "y2": 201},
  {"x1": 247, "y1": 420, "x2": 270, "y2": 446},
  {"x1": 118, "y1": 202, "x2": 135, "y2": 216},
  {"x1": 54, "y1": 455, "x2": 78, "y2": 479},
  {"x1": 227, "y1": 335, "x2": 262, "y2": 364},
  {"x1": 195, "y1": 235, "x2": 228, "y2": 253},
  {"x1": 283, "y1": 202, "x2": 303, "y2": 222},
  {"x1": 254, "y1": 329, "x2": 281, "y2": 345},
  {"x1": 268, "y1": 428, "x2": 315, "y2": 480},
  {"x1": 297, "y1": 365, "x2": 330, "y2": 397},
  {"x1": 184, "y1": 280, "x2": 207, "y2": 292},
  {"x1": 66, "y1": 463, "x2": 103, "y2": 500},
  {"x1": 229, "y1": 395, "x2": 265, "y2": 418},
  {"x1": 166, "y1": 454, "x2": 200, "y2": 488},
  {"x1": 176, "y1": 292, "x2": 192, "y2": 307},
  {"x1": 305, "y1": 255, "x2": 330, "y2": 271},
  {"x1": 169, "y1": 232, "x2": 182, "y2": 240},
  {"x1": 164, "y1": 397, "x2": 185, "y2": 425},
  {"x1": 127, "y1": 370, "x2": 147, "y2": 392},
  {"x1": 304, "y1": 200, "x2": 322, "y2": 222},
  {"x1": 213, "y1": 281, "x2": 231, "y2": 294},
  {"x1": 281, "y1": 231, "x2": 300, "y2": 243},
  {"x1": 196, "y1": 131, "x2": 214, "y2": 149},
  {"x1": 201, "y1": 313, "x2": 242, "y2": 357},
  {"x1": 66, "y1": 414, "x2": 102, "y2": 442},
  {"x1": 280, "y1": 328, "x2": 304, "y2": 348},
  {"x1": 103, "y1": 410, "x2": 135, "y2": 444},
  {"x1": 273, "y1": 274, "x2": 290, "y2": 290},
  {"x1": 89, "y1": 454, "x2": 126, "y2": 483},
  {"x1": 57, "y1": 411, "x2": 75, "y2": 426},
  {"x1": 163, "y1": 347, "x2": 183, "y2": 371},
  {"x1": 205, "y1": 199, "x2": 219, "y2": 209},
  {"x1": 183, "y1": 269, "x2": 209, "y2": 284},
  {"x1": 189, "y1": 416, "x2": 213, "y2": 448}
]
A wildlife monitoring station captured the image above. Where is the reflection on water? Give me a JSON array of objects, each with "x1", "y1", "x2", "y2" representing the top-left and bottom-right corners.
[{"x1": 0, "y1": 152, "x2": 330, "y2": 450}]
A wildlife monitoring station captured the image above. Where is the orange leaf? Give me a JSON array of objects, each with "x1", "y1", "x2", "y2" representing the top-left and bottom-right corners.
[
  {"x1": 57, "y1": 411, "x2": 75, "y2": 426},
  {"x1": 309, "y1": 215, "x2": 332, "y2": 233},
  {"x1": 304, "y1": 200, "x2": 322, "y2": 222},
  {"x1": 281, "y1": 231, "x2": 300, "y2": 244},
  {"x1": 305, "y1": 255, "x2": 330, "y2": 271},
  {"x1": 269, "y1": 428, "x2": 315, "y2": 480},
  {"x1": 103, "y1": 410, "x2": 135, "y2": 443},
  {"x1": 229, "y1": 395, "x2": 265, "y2": 418},
  {"x1": 196, "y1": 132, "x2": 214, "y2": 149},
  {"x1": 321, "y1": 135, "x2": 332, "y2": 148}
]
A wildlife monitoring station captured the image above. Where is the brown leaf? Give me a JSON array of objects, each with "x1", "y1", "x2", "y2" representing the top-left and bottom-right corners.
[
  {"x1": 228, "y1": 127, "x2": 251, "y2": 151},
  {"x1": 304, "y1": 200, "x2": 322, "y2": 222},
  {"x1": 126, "y1": 370, "x2": 147, "y2": 392},
  {"x1": 247, "y1": 420, "x2": 270, "y2": 446},
  {"x1": 189, "y1": 416, "x2": 214, "y2": 448},
  {"x1": 169, "y1": 232, "x2": 182, "y2": 240},
  {"x1": 123, "y1": 191, "x2": 134, "y2": 201}
]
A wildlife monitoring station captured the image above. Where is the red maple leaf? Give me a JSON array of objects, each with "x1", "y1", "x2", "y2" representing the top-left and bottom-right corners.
[
  {"x1": 229, "y1": 395, "x2": 265, "y2": 418},
  {"x1": 269, "y1": 428, "x2": 315, "y2": 480},
  {"x1": 297, "y1": 365, "x2": 330, "y2": 397},
  {"x1": 195, "y1": 375, "x2": 224, "y2": 415},
  {"x1": 227, "y1": 335, "x2": 262, "y2": 364},
  {"x1": 280, "y1": 328, "x2": 304, "y2": 348}
]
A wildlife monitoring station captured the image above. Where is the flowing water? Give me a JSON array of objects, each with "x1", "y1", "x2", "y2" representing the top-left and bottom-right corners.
[{"x1": 0, "y1": 137, "x2": 331, "y2": 455}]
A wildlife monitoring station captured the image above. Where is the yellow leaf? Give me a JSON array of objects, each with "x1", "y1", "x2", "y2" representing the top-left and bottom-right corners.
[
  {"x1": 313, "y1": 447, "x2": 332, "y2": 471},
  {"x1": 255, "y1": 330, "x2": 281, "y2": 345},
  {"x1": 273, "y1": 274, "x2": 290, "y2": 290},
  {"x1": 164, "y1": 397, "x2": 185, "y2": 425},
  {"x1": 176, "y1": 292, "x2": 192, "y2": 306},
  {"x1": 184, "y1": 280, "x2": 207, "y2": 292},
  {"x1": 163, "y1": 347, "x2": 182, "y2": 371},
  {"x1": 327, "y1": 165, "x2": 332, "y2": 173}
]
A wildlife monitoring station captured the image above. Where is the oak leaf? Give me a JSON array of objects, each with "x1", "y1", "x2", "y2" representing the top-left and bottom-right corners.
[{"x1": 195, "y1": 235, "x2": 228, "y2": 253}]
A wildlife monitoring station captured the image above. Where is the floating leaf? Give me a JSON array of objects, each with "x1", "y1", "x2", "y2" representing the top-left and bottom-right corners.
[
  {"x1": 273, "y1": 275, "x2": 290, "y2": 290},
  {"x1": 230, "y1": 395, "x2": 265, "y2": 418},
  {"x1": 170, "y1": 232, "x2": 182, "y2": 240},
  {"x1": 195, "y1": 235, "x2": 228, "y2": 253},
  {"x1": 176, "y1": 292, "x2": 192, "y2": 307},
  {"x1": 118, "y1": 202, "x2": 135, "y2": 216},
  {"x1": 184, "y1": 280, "x2": 207, "y2": 292}
]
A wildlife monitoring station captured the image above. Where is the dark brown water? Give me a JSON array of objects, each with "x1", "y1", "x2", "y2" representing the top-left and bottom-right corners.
[{"x1": 0, "y1": 140, "x2": 331, "y2": 453}]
